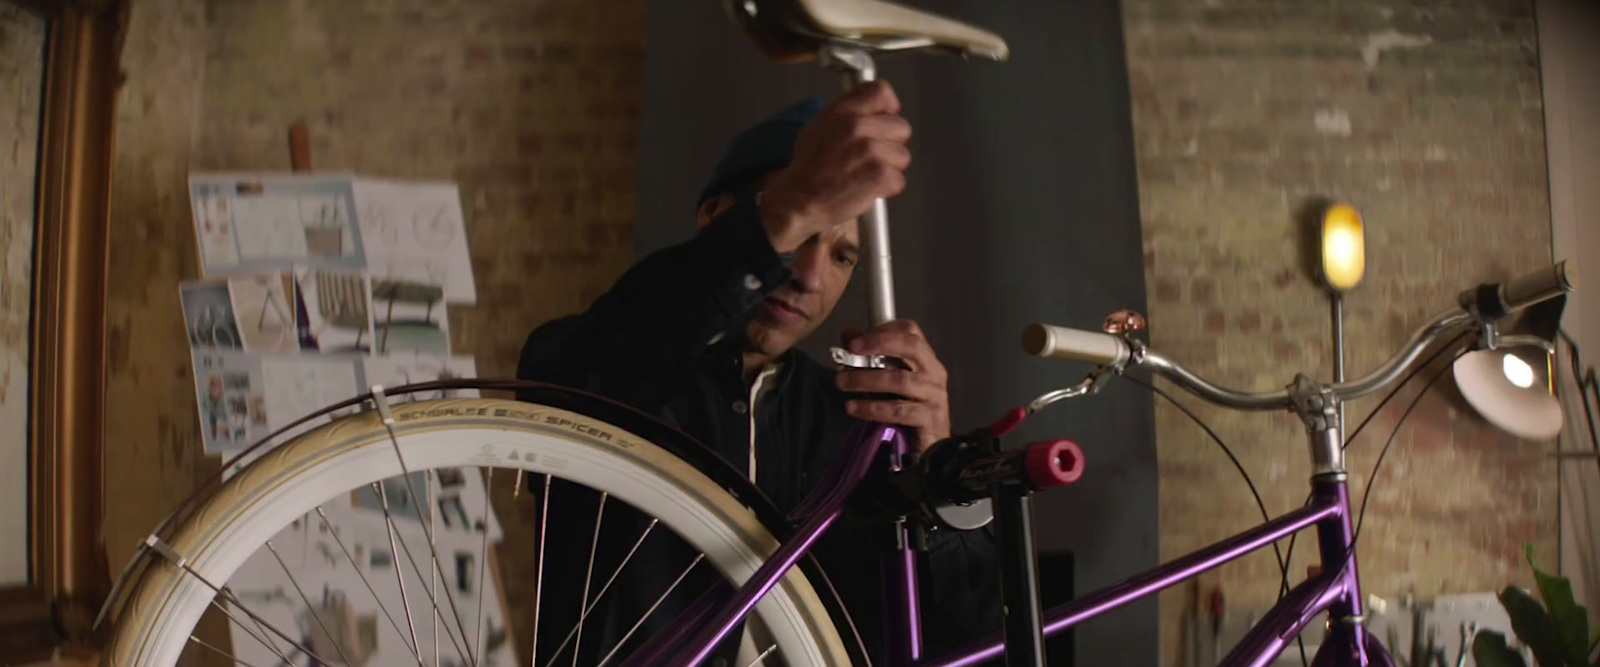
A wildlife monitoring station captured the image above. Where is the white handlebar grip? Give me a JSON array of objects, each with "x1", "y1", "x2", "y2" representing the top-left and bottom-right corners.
[{"x1": 1021, "y1": 323, "x2": 1131, "y2": 366}]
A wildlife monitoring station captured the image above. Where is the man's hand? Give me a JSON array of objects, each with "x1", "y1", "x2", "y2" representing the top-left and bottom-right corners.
[
  {"x1": 835, "y1": 320, "x2": 951, "y2": 452},
  {"x1": 760, "y1": 80, "x2": 912, "y2": 253}
]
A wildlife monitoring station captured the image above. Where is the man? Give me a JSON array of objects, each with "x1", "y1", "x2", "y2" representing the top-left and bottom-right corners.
[{"x1": 518, "y1": 81, "x2": 999, "y2": 664}]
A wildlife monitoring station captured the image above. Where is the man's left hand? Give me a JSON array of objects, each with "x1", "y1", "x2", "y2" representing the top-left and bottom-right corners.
[{"x1": 836, "y1": 320, "x2": 951, "y2": 452}]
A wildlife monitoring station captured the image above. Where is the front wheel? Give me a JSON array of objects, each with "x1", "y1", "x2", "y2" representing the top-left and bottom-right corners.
[{"x1": 104, "y1": 397, "x2": 851, "y2": 666}]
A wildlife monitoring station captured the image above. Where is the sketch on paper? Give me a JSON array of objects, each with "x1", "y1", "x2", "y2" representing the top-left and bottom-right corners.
[
  {"x1": 225, "y1": 471, "x2": 514, "y2": 665},
  {"x1": 294, "y1": 269, "x2": 376, "y2": 355},
  {"x1": 209, "y1": 354, "x2": 479, "y2": 478},
  {"x1": 229, "y1": 273, "x2": 298, "y2": 352},
  {"x1": 181, "y1": 281, "x2": 244, "y2": 350},
  {"x1": 369, "y1": 278, "x2": 450, "y2": 355},
  {"x1": 353, "y1": 178, "x2": 476, "y2": 303},
  {"x1": 190, "y1": 174, "x2": 367, "y2": 274},
  {"x1": 260, "y1": 356, "x2": 360, "y2": 442},
  {"x1": 358, "y1": 354, "x2": 478, "y2": 402},
  {"x1": 185, "y1": 173, "x2": 486, "y2": 493}
]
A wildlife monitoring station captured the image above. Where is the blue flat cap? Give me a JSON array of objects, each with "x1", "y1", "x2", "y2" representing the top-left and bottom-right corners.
[{"x1": 698, "y1": 96, "x2": 825, "y2": 205}]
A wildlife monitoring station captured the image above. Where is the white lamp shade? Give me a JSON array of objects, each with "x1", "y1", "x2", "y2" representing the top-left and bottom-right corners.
[{"x1": 1453, "y1": 349, "x2": 1564, "y2": 440}]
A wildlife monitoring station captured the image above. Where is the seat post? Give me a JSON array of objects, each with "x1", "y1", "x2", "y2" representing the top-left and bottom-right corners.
[{"x1": 822, "y1": 46, "x2": 897, "y2": 327}]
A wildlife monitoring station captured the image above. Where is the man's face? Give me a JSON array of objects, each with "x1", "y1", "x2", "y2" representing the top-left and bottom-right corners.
[{"x1": 697, "y1": 189, "x2": 860, "y2": 360}]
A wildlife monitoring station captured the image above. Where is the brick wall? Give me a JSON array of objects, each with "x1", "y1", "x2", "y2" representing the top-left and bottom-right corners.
[
  {"x1": 194, "y1": 0, "x2": 646, "y2": 373},
  {"x1": 104, "y1": 0, "x2": 647, "y2": 660},
  {"x1": 103, "y1": 0, "x2": 1555, "y2": 663},
  {"x1": 1120, "y1": 0, "x2": 1555, "y2": 663}
]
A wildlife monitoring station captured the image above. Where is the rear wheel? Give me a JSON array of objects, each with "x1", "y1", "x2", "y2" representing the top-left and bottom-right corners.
[{"x1": 104, "y1": 397, "x2": 851, "y2": 666}]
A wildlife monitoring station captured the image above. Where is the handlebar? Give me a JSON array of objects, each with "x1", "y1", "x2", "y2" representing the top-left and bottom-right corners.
[
  {"x1": 1021, "y1": 323, "x2": 1130, "y2": 366},
  {"x1": 1022, "y1": 262, "x2": 1577, "y2": 411}
]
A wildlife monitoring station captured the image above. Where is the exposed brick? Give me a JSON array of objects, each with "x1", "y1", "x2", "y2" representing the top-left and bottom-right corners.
[
  {"x1": 1236, "y1": 310, "x2": 1262, "y2": 333},
  {"x1": 1127, "y1": 1, "x2": 1554, "y2": 663},
  {"x1": 107, "y1": 2, "x2": 650, "y2": 659},
  {"x1": 1154, "y1": 277, "x2": 1182, "y2": 304}
]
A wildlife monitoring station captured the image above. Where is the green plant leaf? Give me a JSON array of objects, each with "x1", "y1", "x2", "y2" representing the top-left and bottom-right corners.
[
  {"x1": 1527, "y1": 545, "x2": 1592, "y2": 666},
  {"x1": 1502, "y1": 585, "x2": 1572, "y2": 667},
  {"x1": 1591, "y1": 623, "x2": 1599, "y2": 667},
  {"x1": 1476, "y1": 630, "x2": 1531, "y2": 667}
]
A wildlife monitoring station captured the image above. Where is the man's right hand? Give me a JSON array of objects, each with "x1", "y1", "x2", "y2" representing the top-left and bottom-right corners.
[{"x1": 759, "y1": 80, "x2": 912, "y2": 254}]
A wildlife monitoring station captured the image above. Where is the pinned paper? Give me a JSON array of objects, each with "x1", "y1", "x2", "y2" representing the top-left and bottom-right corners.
[{"x1": 190, "y1": 174, "x2": 366, "y2": 274}]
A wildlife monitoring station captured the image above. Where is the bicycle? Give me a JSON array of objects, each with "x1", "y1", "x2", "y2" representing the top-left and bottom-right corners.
[{"x1": 95, "y1": 2, "x2": 1576, "y2": 666}]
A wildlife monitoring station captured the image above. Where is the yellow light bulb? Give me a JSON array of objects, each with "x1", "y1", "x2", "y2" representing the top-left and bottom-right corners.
[{"x1": 1321, "y1": 203, "x2": 1365, "y2": 291}]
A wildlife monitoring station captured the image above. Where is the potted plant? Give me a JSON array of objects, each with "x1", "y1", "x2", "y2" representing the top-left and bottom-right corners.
[{"x1": 1473, "y1": 546, "x2": 1599, "y2": 667}]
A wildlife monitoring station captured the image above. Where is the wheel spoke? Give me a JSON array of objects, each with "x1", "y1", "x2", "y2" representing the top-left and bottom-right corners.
[
  {"x1": 746, "y1": 644, "x2": 779, "y2": 666},
  {"x1": 540, "y1": 519, "x2": 659, "y2": 662},
  {"x1": 379, "y1": 481, "x2": 474, "y2": 665},
  {"x1": 265, "y1": 540, "x2": 354, "y2": 666},
  {"x1": 474, "y1": 469, "x2": 495, "y2": 665},
  {"x1": 571, "y1": 491, "x2": 609, "y2": 667},
  {"x1": 380, "y1": 417, "x2": 479, "y2": 666},
  {"x1": 313, "y1": 506, "x2": 424, "y2": 664},
  {"x1": 375, "y1": 480, "x2": 426, "y2": 659},
  {"x1": 188, "y1": 633, "x2": 267, "y2": 667},
  {"x1": 189, "y1": 569, "x2": 334, "y2": 667},
  {"x1": 235, "y1": 594, "x2": 292, "y2": 664},
  {"x1": 214, "y1": 588, "x2": 323, "y2": 666},
  {"x1": 205, "y1": 598, "x2": 295, "y2": 665},
  {"x1": 531, "y1": 473, "x2": 552, "y2": 666},
  {"x1": 594, "y1": 554, "x2": 705, "y2": 667},
  {"x1": 430, "y1": 471, "x2": 442, "y2": 667},
  {"x1": 120, "y1": 397, "x2": 839, "y2": 667}
]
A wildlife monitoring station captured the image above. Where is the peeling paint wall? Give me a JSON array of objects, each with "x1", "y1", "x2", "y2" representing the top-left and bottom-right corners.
[
  {"x1": 0, "y1": 1, "x2": 46, "y2": 588},
  {"x1": 1121, "y1": 1, "x2": 1555, "y2": 662}
]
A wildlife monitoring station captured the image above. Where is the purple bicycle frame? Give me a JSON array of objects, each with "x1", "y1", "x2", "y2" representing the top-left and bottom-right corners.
[{"x1": 639, "y1": 421, "x2": 1396, "y2": 667}]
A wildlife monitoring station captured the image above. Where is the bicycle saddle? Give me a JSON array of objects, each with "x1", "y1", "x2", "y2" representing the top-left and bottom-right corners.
[{"x1": 727, "y1": 0, "x2": 1009, "y2": 62}]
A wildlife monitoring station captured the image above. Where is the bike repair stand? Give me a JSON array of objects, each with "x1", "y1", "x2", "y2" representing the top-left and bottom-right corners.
[
  {"x1": 822, "y1": 44, "x2": 1053, "y2": 666},
  {"x1": 994, "y1": 474, "x2": 1048, "y2": 666}
]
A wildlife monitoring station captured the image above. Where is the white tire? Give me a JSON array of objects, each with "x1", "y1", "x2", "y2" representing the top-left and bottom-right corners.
[{"x1": 104, "y1": 398, "x2": 848, "y2": 666}]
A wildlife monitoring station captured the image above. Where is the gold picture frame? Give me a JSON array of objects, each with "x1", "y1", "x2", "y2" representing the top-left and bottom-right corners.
[{"x1": 2, "y1": 0, "x2": 119, "y2": 660}]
